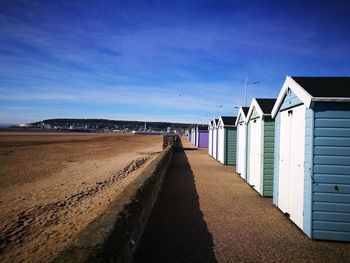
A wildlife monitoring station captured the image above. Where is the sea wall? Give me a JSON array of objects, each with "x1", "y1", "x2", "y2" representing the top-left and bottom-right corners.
[{"x1": 54, "y1": 139, "x2": 176, "y2": 263}]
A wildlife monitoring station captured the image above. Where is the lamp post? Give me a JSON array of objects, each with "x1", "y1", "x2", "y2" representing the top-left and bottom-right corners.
[{"x1": 244, "y1": 77, "x2": 260, "y2": 106}]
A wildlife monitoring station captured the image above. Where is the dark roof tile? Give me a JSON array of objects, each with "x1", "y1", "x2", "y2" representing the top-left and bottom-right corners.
[
  {"x1": 242, "y1": 107, "x2": 249, "y2": 116},
  {"x1": 256, "y1": 98, "x2": 276, "y2": 114},
  {"x1": 197, "y1": 125, "x2": 208, "y2": 130},
  {"x1": 221, "y1": 116, "x2": 237, "y2": 125},
  {"x1": 292, "y1": 77, "x2": 350, "y2": 97}
]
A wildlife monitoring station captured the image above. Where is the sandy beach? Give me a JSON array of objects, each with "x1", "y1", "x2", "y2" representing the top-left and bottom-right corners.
[{"x1": 0, "y1": 132, "x2": 162, "y2": 262}]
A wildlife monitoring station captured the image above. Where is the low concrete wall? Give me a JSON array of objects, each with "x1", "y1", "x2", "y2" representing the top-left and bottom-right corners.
[
  {"x1": 163, "y1": 134, "x2": 181, "y2": 149},
  {"x1": 54, "y1": 145, "x2": 174, "y2": 263}
]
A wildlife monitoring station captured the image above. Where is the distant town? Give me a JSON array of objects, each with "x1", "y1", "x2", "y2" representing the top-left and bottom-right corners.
[{"x1": 9, "y1": 118, "x2": 208, "y2": 134}]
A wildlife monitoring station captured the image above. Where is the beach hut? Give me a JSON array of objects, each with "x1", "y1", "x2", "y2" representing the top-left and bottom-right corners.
[
  {"x1": 208, "y1": 120, "x2": 214, "y2": 156},
  {"x1": 217, "y1": 116, "x2": 237, "y2": 165},
  {"x1": 235, "y1": 107, "x2": 250, "y2": 180},
  {"x1": 271, "y1": 76, "x2": 350, "y2": 241},
  {"x1": 246, "y1": 98, "x2": 276, "y2": 197},
  {"x1": 196, "y1": 125, "x2": 209, "y2": 148},
  {"x1": 212, "y1": 119, "x2": 219, "y2": 159},
  {"x1": 191, "y1": 126, "x2": 196, "y2": 145}
]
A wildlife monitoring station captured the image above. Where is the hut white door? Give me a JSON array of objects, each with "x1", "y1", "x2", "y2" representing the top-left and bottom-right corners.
[
  {"x1": 278, "y1": 105, "x2": 305, "y2": 229},
  {"x1": 208, "y1": 129, "x2": 213, "y2": 156},
  {"x1": 218, "y1": 127, "x2": 225, "y2": 164},
  {"x1": 289, "y1": 105, "x2": 305, "y2": 229},
  {"x1": 249, "y1": 118, "x2": 262, "y2": 193},
  {"x1": 278, "y1": 110, "x2": 291, "y2": 214},
  {"x1": 213, "y1": 129, "x2": 218, "y2": 159},
  {"x1": 191, "y1": 129, "x2": 194, "y2": 144},
  {"x1": 237, "y1": 123, "x2": 247, "y2": 179},
  {"x1": 236, "y1": 123, "x2": 242, "y2": 174}
]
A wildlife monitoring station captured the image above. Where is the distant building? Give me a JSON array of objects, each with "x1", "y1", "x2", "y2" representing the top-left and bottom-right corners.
[
  {"x1": 16, "y1": 123, "x2": 30, "y2": 127},
  {"x1": 69, "y1": 125, "x2": 88, "y2": 131}
]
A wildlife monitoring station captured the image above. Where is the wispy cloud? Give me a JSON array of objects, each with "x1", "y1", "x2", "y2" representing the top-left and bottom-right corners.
[
  {"x1": 0, "y1": 1, "x2": 349, "y2": 123},
  {"x1": 0, "y1": 81, "x2": 245, "y2": 111}
]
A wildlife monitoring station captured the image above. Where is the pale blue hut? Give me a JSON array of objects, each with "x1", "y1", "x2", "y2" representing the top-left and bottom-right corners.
[{"x1": 272, "y1": 76, "x2": 350, "y2": 242}]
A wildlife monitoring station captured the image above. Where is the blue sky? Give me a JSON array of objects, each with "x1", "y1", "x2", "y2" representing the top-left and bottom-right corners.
[{"x1": 1, "y1": 0, "x2": 349, "y2": 124}]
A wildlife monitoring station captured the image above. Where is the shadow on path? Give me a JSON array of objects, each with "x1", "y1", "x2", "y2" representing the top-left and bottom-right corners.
[{"x1": 134, "y1": 147, "x2": 217, "y2": 263}]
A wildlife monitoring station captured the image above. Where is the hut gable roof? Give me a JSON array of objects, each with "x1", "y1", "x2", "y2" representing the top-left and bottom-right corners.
[
  {"x1": 235, "y1": 106, "x2": 250, "y2": 126},
  {"x1": 213, "y1": 118, "x2": 219, "y2": 127},
  {"x1": 218, "y1": 116, "x2": 237, "y2": 127},
  {"x1": 292, "y1": 77, "x2": 350, "y2": 97},
  {"x1": 246, "y1": 98, "x2": 276, "y2": 123},
  {"x1": 256, "y1": 99, "x2": 276, "y2": 114},
  {"x1": 242, "y1": 107, "x2": 249, "y2": 116},
  {"x1": 272, "y1": 76, "x2": 350, "y2": 117}
]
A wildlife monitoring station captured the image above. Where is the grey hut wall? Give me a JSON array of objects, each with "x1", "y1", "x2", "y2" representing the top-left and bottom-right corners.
[
  {"x1": 312, "y1": 102, "x2": 350, "y2": 241},
  {"x1": 263, "y1": 118, "x2": 275, "y2": 196}
]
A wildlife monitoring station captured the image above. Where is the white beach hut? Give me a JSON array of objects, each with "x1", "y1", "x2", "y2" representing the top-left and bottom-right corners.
[
  {"x1": 246, "y1": 98, "x2": 276, "y2": 197},
  {"x1": 235, "y1": 107, "x2": 250, "y2": 180},
  {"x1": 217, "y1": 116, "x2": 237, "y2": 165},
  {"x1": 212, "y1": 119, "x2": 219, "y2": 159},
  {"x1": 208, "y1": 120, "x2": 214, "y2": 156},
  {"x1": 191, "y1": 126, "x2": 196, "y2": 145}
]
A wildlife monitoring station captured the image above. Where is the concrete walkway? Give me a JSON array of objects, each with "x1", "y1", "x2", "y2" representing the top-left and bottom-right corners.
[{"x1": 134, "y1": 139, "x2": 350, "y2": 263}]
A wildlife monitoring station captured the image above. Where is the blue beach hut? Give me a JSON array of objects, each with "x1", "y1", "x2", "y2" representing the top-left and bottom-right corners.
[{"x1": 272, "y1": 76, "x2": 350, "y2": 241}]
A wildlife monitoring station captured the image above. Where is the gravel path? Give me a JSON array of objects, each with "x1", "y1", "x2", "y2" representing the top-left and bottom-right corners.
[{"x1": 135, "y1": 139, "x2": 350, "y2": 263}]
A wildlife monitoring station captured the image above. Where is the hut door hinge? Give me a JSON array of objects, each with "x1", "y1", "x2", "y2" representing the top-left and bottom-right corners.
[{"x1": 288, "y1": 110, "x2": 293, "y2": 116}]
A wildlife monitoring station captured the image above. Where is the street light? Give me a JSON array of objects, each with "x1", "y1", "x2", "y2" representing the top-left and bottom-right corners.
[{"x1": 244, "y1": 77, "x2": 260, "y2": 106}]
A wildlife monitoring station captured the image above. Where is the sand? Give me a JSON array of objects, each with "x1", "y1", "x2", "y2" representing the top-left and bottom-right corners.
[{"x1": 0, "y1": 132, "x2": 162, "y2": 262}]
